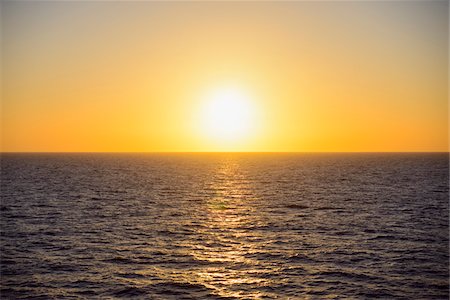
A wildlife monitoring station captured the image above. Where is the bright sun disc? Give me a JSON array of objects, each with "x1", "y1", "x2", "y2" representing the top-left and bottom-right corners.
[{"x1": 201, "y1": 86, "x2": 256, "y2": 144}]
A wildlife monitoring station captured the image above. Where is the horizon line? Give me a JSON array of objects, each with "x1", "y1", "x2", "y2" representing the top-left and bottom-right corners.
[{"x1": 1, "y1": 151, "x2": 449, "y2": 154}]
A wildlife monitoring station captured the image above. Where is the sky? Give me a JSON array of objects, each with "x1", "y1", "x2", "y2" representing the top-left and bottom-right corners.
[{"x1": 1, "y1": 1, "x2": 448, "y2": 152}]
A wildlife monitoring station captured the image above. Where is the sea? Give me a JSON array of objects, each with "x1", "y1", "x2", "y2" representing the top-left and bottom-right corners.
[{"x1": 1, "y1": 153, "x2": 448, "y2": 299}]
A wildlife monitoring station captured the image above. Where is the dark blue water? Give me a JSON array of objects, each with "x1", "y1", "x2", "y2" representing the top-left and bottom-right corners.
[{"x1": 1, "y1": 153, "x2": 448, "y2": 299}]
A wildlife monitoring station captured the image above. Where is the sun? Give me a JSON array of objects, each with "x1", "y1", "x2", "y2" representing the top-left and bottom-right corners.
[{"x1": 199, "y1": 85, "x2": 257, "y2": 146}]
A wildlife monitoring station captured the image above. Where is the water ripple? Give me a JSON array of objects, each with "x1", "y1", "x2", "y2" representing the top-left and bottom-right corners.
[{"x1": 1, "y1": 153, "x2": 448, "y2": 299}]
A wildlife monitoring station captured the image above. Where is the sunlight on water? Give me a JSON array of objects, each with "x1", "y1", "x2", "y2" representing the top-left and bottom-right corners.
[
  {"x1": 1, "y1": 153, "x2": 448, "y2": 298},
  {"x1": 193, "y1": 158, "x2": 269, "y2": 298}
]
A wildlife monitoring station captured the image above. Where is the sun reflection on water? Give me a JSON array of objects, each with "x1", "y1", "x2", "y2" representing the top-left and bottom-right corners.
[{"x1": 190, "y1": 157, "x2": 272, "y2": 299}]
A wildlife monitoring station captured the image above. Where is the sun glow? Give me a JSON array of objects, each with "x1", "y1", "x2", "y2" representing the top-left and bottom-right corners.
[
  {"x1": 3, "y1": 1, "x2": 447, "y2": 152},
  {"x1": 199, "y1": 86, "x2": 258, "y2": 147}
]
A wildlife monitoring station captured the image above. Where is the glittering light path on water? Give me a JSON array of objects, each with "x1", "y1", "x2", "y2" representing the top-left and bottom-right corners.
[{"x1": 1, "y1": 153, "x2": 448, "y2": 298}]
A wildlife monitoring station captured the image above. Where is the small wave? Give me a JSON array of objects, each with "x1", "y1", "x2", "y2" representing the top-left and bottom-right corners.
[
  {"x1": 138, "y1": 250, "x2": 167, "y2": 257},
  {"x1": 314, "y1": 270, "x2": 380, "y2": 282},
  {"x1": 314, "y1": 206, "x2": 342, "y2": 211},
  {"x1": 0, "y1": 205, "x2": 10, "y2": 211},
  {"x1": 285, "y1": 204, "x2": 309, "y2": 209},
  {"x1": 355, "y1": 289, "x2": 398, "y2": 298},
  {"x1": 109, "y1": 190, "x2": 127, "y2": 194},
  {"x1": 113, "y1": 286, "x2": 148, "y2": 297},
  {"x1": 63, "y1": 279, "x2": 99, "y2": 289},
  {"x1": 75, "y1": 290, "x2": 98, "y2": 296},
  {"x1": 149, "y1": 281, "x2": 213, "y2": 296},
  {"x1": 48, "y1": 263, "x2": 82, "y2": 273},
  {"x1": 368, "y1": 235, "x2": 407, "y2": 241},
  {"x1": 288, "y1": 253, "x2": 316, "y2": 262},
  {"x1": 103, "y1": 256, "x2": 136, "y2": 264},
  {"x1": 115, "y1": 272, "x2": 147, "y2": 279}
]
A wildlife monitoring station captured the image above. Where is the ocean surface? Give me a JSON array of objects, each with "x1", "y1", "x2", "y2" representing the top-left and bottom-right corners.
[{"x1": 1, "y1": 153, "x2": 448, "y2": 299}]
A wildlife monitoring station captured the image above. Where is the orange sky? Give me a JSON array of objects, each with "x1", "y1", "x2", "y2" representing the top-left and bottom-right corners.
[{"x1": 1, "y1": 1, "x2": 448, "y2": 152}]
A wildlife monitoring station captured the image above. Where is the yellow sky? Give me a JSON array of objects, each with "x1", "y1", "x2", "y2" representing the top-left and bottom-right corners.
[{"x1": 1, "y1": 1, "x2": 448, "y2": 152}]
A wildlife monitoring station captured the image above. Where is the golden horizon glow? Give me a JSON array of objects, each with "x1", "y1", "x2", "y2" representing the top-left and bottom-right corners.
[{"x1": 1, "y1": 1, "x2": 448, "y2": 152}]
